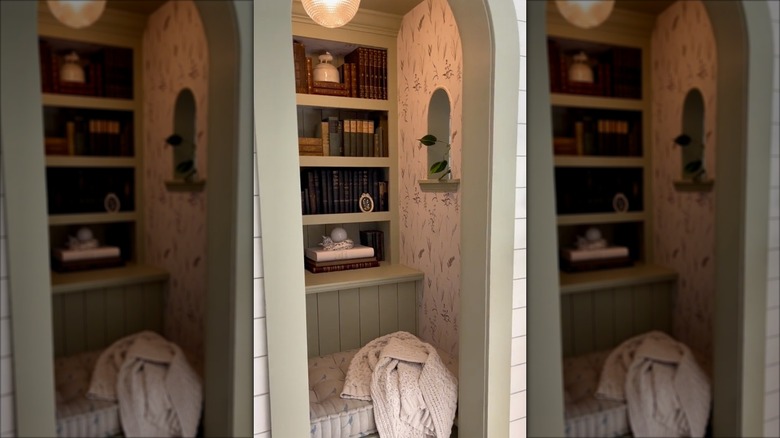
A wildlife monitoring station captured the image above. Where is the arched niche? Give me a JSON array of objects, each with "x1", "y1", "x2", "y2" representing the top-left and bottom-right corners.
[
  {"x1": 419, "y1": 87, "x2": 460, "y2": 192},
  {"x1": 674, "y1": 87, "x2": 713, "y2": 191},
  {"x1": 165, "y1": 88, "x2": 205, "y2": 191}
]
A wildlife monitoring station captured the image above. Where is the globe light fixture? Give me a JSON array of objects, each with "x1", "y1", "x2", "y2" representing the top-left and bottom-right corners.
[
  {"x1": 302, "y1": 0, "x2": 361, "y2": 29},
  {"x1": 555, "y1": 0, "x2": 615, "y2": 29},
  {"x1": 47, "y1": 0, "x2": 106, "y2": 29}
]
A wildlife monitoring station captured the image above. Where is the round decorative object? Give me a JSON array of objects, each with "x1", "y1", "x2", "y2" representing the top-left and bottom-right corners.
[
  {"x1": 104, "y1": 193, "x2": 121, "y2": 213},
  {"x1": 555, "y1": 0, "x2": 614, "y2": 30},
  {"x1": 76, "y1": 227, "x2": 93, "y2": 242},
  {"x1": 568, "y1": 52, "x2": 594, "y2": 83},
  {"x1": 330, "y1": 227, "x2": 348, "y2": 243},
  {"x1": 613, "y1": 192, "x2": 629, "y2": 213},
  {"x1": 47, "y1": 0, "x2": 106, "y2": 29},
  {"x1": 60, "y1": 51, "x2": 85, "y2": 83},
  {"x1": 301, "y1": 0, "x2": 361, "y2": 29},
  {"x1": 313, "y1": 52, "x2": 340, "y2": 83},
  {"x1": 359, "y1": 192, "x2": 375, "y2": 212},
  {"x1": 585, "y1": 227, "x2": 602, "y2": 242}
]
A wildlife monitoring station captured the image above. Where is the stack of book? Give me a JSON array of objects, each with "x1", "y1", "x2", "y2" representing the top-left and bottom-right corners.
[
  {"x1": 52, "y1": 246, "x2": 124, "y2": 272},
  {"x1": 304, "y1": 244, "x2": 379, "y2": 273},
  {"x1": 559, "y1": 245, "x2": 632, "y2": 272}
]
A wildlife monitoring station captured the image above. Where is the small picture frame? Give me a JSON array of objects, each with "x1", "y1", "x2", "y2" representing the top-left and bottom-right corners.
[
  {"x1": 612, "y1": 192, "x2": 629, "y2": 213},
  {"x1": 104, "y1": 193, "x2": 121, "y2": 213},
  {"x1": 359, "y1": 193, "x2": 375, "y2": 212}
]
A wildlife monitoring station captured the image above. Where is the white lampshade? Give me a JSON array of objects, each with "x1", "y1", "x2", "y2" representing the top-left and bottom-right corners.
[
  {"x1": 302, "y1": 0, "x2": 361, "y2": 29},
  {"x1": 555, "y1": 0, "x2": 615, "y2": 29},
  {"x1": 47, "y1": 0, "x2": 106, "y2": 29}
]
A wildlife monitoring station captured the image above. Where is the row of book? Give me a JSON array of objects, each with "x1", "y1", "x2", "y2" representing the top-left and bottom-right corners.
[
  {"x1": 547, "y1": 39, "x2": 642, "y2": 99},
  {"x1": 301, "y1": 117, "x2": 387, "y2": 157},
  {"x1": 554, "y1": 168, "x2": 643, "y2": 215},
  {"x1": 39, "y1": 39, "x2": 134, "y2": 99},
  {"x1": 45, "y1": 118, "x2": 133, "y2": 157},
  {"x1": 292, "y1": 40, "x2": 388, "y2": 100},
  {"x1": 301, "y1": 168, "x2": 388, "y2": 215},
  {"x1": 304, "y1": 243, "x2": 379, "y2": 273},
  {"x1": 553, "y1": 118, "x2": 641, "y2": 157}
]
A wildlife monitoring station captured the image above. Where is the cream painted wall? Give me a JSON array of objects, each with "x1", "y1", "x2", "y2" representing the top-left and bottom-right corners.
[
  {"x1": 0, "y1": 149, "x2": 15, "y2": 437},
  {"x1": 397, "y1": 0, "x2": 463, "y2": 358},
  {"x1": 143, "y1": 0, "x2": 209, "y2": 360},
  {"x1": 764, "y1": 2, "x2": 779, "y2": 436},
  {"x1": 651, "y1": 0, "x2": 717, "y2": 359},
  {"x1": 253, "y1": 149, "x2": 271, "y2": 437}
]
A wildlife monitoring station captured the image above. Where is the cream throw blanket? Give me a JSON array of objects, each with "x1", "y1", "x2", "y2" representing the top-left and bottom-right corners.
[
  {"x1": 595, "y1": 331, "x2": 711, "y2": 437},
  {"x1": 87, "y1": 331, "x2": 202, "y2": 437},
  {"x1": 341, "y1": 331, "x2": 458, "y2": 437}
]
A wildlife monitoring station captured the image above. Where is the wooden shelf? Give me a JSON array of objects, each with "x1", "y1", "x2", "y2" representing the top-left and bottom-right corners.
[
  {"x1": 559, "y1": 263, "x2": 678, "y2": 295},
  {"x1": 302, "y1": 211, "x2": 391, "y2": 226},
  {"x1": 46, "y1": 156, "x2": 137, "y2": 168},
  {"x1": 296, "y1": 93, "x2": 390, "y2": 111},
  {"x1": 299, "y1": 156, "x2": 390, "y2": 167},
  {"x1": 418, "y1": 178, "x2": 460, "y2": 192},
  {"x1": 554, "y1": 156, "x2": 644, "y2": 168},
  {"x1": 48, "y1": 211, "x2": 137, "y2": 226},
  {"x1": 51, "y1": 263, "x2": 169, "y2": 295},
  {"x1": 551, "y1": 93, "x2": 644, "y2": 111},
  {"x1": 305, "y1": 262, "x2": 423, "y2": 294},
  {"x1": 557, "y1": 211, "x2": 646, "y2": 226},
  {"x1": 43, "y1": 93, "x2": 135, "y2": 110}
]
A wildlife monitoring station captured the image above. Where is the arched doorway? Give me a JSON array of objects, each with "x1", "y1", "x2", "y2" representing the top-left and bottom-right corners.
[
  {"x1": 526, "y1": 1, "x2": 775, "y2": 435},
  {"x1": 255, "y1": 0, "x2": 520, "y2": 436},
  {"x1": 0, "y1": 1, "x2": 252, "y2": 436}
]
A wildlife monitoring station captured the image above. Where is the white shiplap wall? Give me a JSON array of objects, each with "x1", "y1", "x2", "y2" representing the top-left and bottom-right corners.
[
  {"x1": 0, "y1": 148, "x2": 15, "y2": 437},
  {"x1": 253, "y1": 146, "x2": 271, "y2": 437},
  {"x1": 510, "y1": 0, "x2": 527, "y2": 436},
  {"x1": 765, "y1": 1, "x2": 780, "y2": 437}
]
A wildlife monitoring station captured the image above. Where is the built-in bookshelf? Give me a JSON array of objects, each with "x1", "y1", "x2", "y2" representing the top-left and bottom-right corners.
[
  {"x1": 38, "y1": 11, "x2": 147, "y2": 281},
  {"x1": 292, "y1": 12, "x2": 407, "y2": 288},
  {"x1": 547, "y1": 18, "x2": 654, "y2": 283}
]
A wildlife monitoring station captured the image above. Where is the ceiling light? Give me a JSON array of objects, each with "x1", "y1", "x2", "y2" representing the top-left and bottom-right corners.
[
  {"x1": 302, "y1": 0, "x2": 361, "y2": 29},
  {"x1": 47, "y1": 0, "x2": 106, "y2": 29},
  {"x1": 555, "y1": 0, "x2": 615, "y2": 29}
]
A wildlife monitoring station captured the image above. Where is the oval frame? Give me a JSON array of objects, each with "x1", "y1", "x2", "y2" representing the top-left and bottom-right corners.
[{"x1": 359, "y1": 192, "x2": 374, "y2": 212}]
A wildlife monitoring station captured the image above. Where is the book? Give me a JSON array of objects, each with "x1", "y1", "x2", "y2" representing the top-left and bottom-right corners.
[
  {"x1": 305, "y1": 244, "x2": 375, "y2": 262},
  {"x1": 52, "y1": 255, "x2": 124, "y2": 272},
  {"x1": 560, "y1": 246, "x2": 629, "y2": 262},
  {"x1": 359, "y1": 230, "x2": 385, "y2": 261},
  {"x1": 305, "y1": 258, "x2": 380, "y2": 273},
  {"x1": 560, "y1": 256, "x2": 632, "y2": 273},
  {"x1": 311, "y1": 87, "x2": 350, "y2": 97},
  {"x1": 312, "y1": 81, "x2": 348, "y2": 90},
  {"x1": 306, "y1": 256, "x2": 377, "y2": 268},
  {"x1": 53, "y1": 246, "x2": 121, "y2": 262}
]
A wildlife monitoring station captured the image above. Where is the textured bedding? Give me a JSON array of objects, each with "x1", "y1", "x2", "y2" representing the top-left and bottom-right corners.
[
  {"x1": 55, "y1": 350, "x2": 122, "y2": 438},
  {"x1": 563, "y1": 350, "x2": 630, "y2": 438},
  {"x1": 308, "y1": 346, "x2": 459, "y2": 438}
]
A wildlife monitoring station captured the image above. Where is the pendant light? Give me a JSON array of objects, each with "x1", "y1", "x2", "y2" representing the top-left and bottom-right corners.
[
  {"x1": 47, "y1": 0, "x2": 106, "y2": 29},
  {"x1": 302, "y1": 0, "x2": 361, "y2": 29},
  {"x1": 555, "y1": 0, "x2": 615, "y2": 29}
]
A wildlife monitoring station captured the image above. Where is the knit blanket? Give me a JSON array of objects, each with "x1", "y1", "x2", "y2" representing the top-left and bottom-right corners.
[
  {"x1": 341, "y1": 331, "x2": 458, "y2": 437},
  {"x1": 595, "y1": 331, "x2": 711, "y2": 437},
  {"x1": 86, "y1": 331, "x2": 203, "y2": 437}
]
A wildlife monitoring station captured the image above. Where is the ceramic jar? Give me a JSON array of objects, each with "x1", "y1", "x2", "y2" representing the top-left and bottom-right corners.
[
  {"x1": 313, "y1": 52, "x2": 339, "y2": 83},
  {"x1": 568, "y1": 51, "x2": 594, "y2": 83}
]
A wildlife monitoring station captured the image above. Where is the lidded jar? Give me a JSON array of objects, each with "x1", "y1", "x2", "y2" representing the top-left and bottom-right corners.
[
  {"x1": 60, "y1": 51, "x2": 85, "y2": 83},
  {"x1": 313, "y1": 52, "x2": 339, "y2": 83},
  {"x1": 568, "y1": 51, "x2": 594, "y2": 83}
]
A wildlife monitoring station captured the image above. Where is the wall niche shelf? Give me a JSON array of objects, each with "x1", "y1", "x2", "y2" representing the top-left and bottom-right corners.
[
  {"x1": 418, "y1": 179, "x2": 460, "y2": 192},
  {"x1": 673, "y1": 179, "x2": 714, "y2": 192},
  {"x1": 165, "y1": 179, "x2": 206, "y2": 192}
]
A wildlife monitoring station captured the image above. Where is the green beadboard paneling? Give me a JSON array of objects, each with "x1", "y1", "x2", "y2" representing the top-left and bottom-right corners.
[
  {"x1": 378, "y1": 283, "x2": 398, "y2": 336},
  {"x1": 124, "y1": 285, "x2": 145, "y2": 335},
  {"x1": 593, "y1": 289, "x2": 615, "y2": 351},
  {"x1": 306, "y1": 294, "x2": 320, "y2": 357},
  {"x1": 397, "y1": 281, "x2": 417, "y2": 334},
  {"x1": 632, "y1": 285, "x2": 653, "y2": 334},
  {"x1": 84, "y1": 290, "x2": 106, "y2": 351},
  {"x1": 571, "y1": 293, "x2": 594, "y2": 356},
  {"x1": 317, "y1": 291, "x2": 341, "y2": 356},
  {"x1": 63, "y1": 293, "x2": 85, "y2": 356},
  {"x1": 359, "y1": 286, "x2": 380, "y2": 345},
  {"x1": 561, "y1": 296, "x2": 573, "y2": 357},
  {"x1": 338, "y1": 289, "x2": 361, "y2": 351}
]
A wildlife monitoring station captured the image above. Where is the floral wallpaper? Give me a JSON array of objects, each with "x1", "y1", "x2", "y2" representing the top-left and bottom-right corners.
[
  {"x1": 397, "y1": 0, "x2": 463, "y2": 358},
  {"x1": 143, "y1": 0, "x2": 209, "y2": 361},
  {"x1": 651, "y1": 0, "x2": 717, "y2": 358}
]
